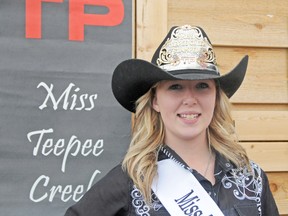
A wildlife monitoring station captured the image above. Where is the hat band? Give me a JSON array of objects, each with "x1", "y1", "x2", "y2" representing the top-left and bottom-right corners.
[
  {"x1": 160, "y1": 61, "x2": 219, "y2": 75},
  {"x1": 169, "y1": 68, "x2": 220, "y2": 77}
]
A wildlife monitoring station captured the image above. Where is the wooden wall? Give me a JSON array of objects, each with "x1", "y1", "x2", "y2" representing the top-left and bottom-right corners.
[{"x1": 133, "y1": 0, "x2": 288, "y2": 215}]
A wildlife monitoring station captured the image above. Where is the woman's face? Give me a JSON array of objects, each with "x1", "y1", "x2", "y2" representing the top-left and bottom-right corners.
[{"x1": 152, "y1": 79, "x2": 216, "y2": 144}]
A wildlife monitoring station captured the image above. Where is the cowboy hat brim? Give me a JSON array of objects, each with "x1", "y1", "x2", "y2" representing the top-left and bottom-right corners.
[{"x1": 112, "y1": 55, "x2": 248, "y2": 113}]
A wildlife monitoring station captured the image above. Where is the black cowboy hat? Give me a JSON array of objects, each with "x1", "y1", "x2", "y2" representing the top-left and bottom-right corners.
[{"x1": 112, "y1": 25, "x2": 248, "y2": 113}]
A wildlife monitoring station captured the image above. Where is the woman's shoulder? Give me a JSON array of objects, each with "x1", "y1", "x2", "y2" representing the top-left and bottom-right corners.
[
  {"x1": 93, "y1": 163, "x2": 131, "y2": 190},
  {"x1": 64, "y1": 164, "x2": 132, "y2": 216},
  {"x1": 103, "y1": 163, "x2": 127, "y2": 178},
  {"x1": 243, "y1": 160, "x2": 268, "y2": 180},
  {"x1": 216, "y1": 152, "x2": 265, "y2": 179},
  {"x1": 224, "y1": 159, "x2": 267, "y2": 180},
  {"x1": 249, "y1": 160, "x2": 265, "y2": 176}
]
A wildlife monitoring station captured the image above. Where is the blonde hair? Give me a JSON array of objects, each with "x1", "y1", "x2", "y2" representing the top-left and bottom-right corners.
[
  {"x1": 209, "y1": 88, "x2": 249, "y2": 168},
  {"x1": 122, "y1": 83, "x2": 249, "y2": 204}
]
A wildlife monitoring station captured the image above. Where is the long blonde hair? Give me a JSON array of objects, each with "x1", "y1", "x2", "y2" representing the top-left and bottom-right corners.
[{"x1": 122, "y1": 82, "x2": 249, "y2": 204}]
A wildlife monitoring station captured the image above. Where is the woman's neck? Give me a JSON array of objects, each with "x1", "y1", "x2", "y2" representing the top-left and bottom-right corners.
[
  {"x1": 164, "y1": 131, "x2": 216, "y2": 184},
  {"x1": 165, "y1": 130, "x2": 210, "y2": 161}
]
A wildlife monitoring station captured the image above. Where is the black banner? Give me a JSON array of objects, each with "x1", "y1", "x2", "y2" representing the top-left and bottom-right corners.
[{"x1": 0, "y1": 0, "x2": 132, "y2": 215}]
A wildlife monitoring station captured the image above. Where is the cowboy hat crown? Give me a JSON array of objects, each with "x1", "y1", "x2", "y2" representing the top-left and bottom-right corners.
[{"x1": 112, "y1": 25, "x2": 248, "y2": 112}]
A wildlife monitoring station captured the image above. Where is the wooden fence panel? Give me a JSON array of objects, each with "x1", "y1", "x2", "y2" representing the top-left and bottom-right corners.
[
  {"x1": 241, "y1": 142, "x2": 288, "y2": 172},
  {"x1": 233, "y1": 110, "x2": 288, "y2": 141},
  {"x1": 267, "y1": 172, "x2": 288, "y2": 215},
  {"x1": 135, "y1": 0, "x2": 288, "y2": 214},
  {"x1": 215, "y1": 47, "x2": 288, "y2": 104},
  {"x1": 135, "y1": 0, "x2": 168, "y2": 60},
  {"x1": 168, "y1": 0, "x2": 288, "y2": 47}
]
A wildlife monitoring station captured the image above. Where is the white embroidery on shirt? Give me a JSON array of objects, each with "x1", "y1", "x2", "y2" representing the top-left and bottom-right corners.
[
  {"x1": 222, "y1": 161, "x2": 262, "y2": 215},
  {"x1": 151, "y1": 193, "x2": 163, "y2": 211},
  {"x1": 131, "y1": 185, "x2": 150, "y2": 216},
  {"x1": 131, "y1": 185, "x2": 163, "y2": 215}
]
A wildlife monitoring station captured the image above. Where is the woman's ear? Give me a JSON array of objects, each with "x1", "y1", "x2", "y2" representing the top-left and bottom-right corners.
[{"x1": 152, "y1": 95, "x2": 160, "y2": 112}]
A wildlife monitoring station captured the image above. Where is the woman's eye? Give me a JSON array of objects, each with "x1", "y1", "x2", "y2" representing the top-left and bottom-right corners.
[
  {"x1": 197, "y1": 82, "x2": 209, "y2": 89},
  {"x1": 168, "y1": 84, "x2": 182, "y2": 90}
]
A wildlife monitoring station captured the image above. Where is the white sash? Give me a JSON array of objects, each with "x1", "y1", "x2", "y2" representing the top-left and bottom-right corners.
[{"x1": 152, "y1": 159, "x2": 224, "y2": 216}]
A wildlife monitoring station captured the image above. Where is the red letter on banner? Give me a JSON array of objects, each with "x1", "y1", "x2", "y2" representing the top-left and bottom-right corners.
[
  {"x1": 69, "y1": 0, "x2": 124, "y2": 41},
  {"x1": 26, "y1": 0, "x2": 63, "y2": 39}
]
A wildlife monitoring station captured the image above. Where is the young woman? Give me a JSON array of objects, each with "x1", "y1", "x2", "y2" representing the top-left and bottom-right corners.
[{"x1": 64, "y1": 25, "x2": 279, "y2": 216}]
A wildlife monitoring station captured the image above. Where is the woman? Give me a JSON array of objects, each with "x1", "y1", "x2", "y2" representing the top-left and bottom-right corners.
[{"x1": 64, "y1": 25, "x2": 279, "y2": 216}]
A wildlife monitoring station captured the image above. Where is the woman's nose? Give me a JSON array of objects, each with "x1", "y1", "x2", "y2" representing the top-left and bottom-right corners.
[{"x1": 182, "y1": 90, "x2": 197, "y2": 106}]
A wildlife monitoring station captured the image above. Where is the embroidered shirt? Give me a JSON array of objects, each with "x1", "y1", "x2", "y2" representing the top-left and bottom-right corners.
[{"x1": 64, "y1": 146, "x2": 279, "y2": 216}]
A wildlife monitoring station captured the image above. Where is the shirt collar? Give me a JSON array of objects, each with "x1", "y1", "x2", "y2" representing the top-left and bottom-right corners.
[
  {"x1": 158, "y1": 145, "x2": 235, "y2": 176},
  {"x1": 214, "y1": 151, "x2": 235, "y2": 180}
]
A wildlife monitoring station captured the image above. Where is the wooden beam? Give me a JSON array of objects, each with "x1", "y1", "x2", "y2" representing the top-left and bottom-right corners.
[
  {"x1": 168, "y1": 0, "x2": 288, "y2": 47},
  {"x1": 233, "y1": 110, "x2": 288, "y2": 141},
  {"x1": 267, "y1": 172, "x2": 288, "y2": 215},
  {"x1": 241, "y1": 142, "x2": 288, "y2": 172},
  {"x1": 215, "y1": 47, "x2": 288, "y2": 104},
  {"x1": 136, "y1": 0, "x2": 168, "y2": 60}
]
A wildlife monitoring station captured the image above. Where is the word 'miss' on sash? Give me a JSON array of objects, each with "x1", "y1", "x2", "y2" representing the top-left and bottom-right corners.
[{"x1": 152, "y1": 159, "x2": 224, "y2": 216}]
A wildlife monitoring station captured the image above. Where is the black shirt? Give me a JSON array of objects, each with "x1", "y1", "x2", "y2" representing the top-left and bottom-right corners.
[{"x1": 64, "y1": 146, "x2": 279, "y2": 216}]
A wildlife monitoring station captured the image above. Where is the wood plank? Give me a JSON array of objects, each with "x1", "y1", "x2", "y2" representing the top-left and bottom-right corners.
[
  {"x1": 232, "y1": 104, "x2": 288, "y2": 112},
  {"x1": 214, "y1": 47, "x2": 288, "y2": 104},
  {"x1": 241, "y1": 142, "x2": 288, "y2": 172},
  {"x1": 135, "y1": 0, "x2": 168, "y2": 60},
  {"x1": 232, "y1": 110, "x2": 288, "y2": 141},
  {"x1": 168, "y1": 0, "x2": 288, "y2": 47},
  {"x1": 267, "y1": 172, "x2": 288, "y2": 215}
]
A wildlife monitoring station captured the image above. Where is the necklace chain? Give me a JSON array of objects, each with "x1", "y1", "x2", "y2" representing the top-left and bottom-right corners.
[
  {"x1": 203, "y1": 151, "x2": 213, "y2": 177},
  {"x1": 204, "y1": 127, "x2": 213, "y2": 178}
]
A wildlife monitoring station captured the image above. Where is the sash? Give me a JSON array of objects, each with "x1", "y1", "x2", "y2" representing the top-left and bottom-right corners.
[{"x1": 152, "y1": 159, "x2": 224, "y2": 216}]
